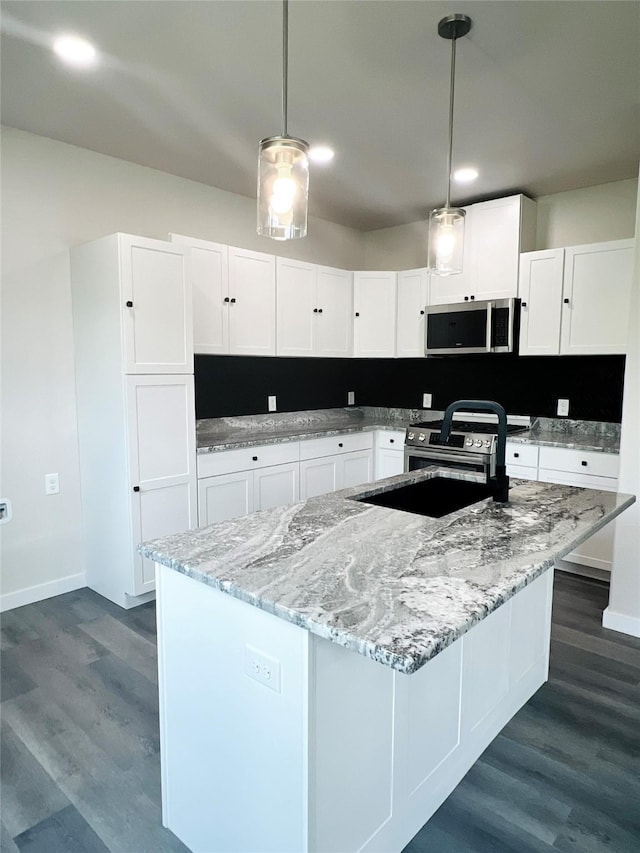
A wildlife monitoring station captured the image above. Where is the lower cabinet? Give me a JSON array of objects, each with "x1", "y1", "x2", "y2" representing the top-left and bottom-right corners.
[
  {"x1": 300, "y1": 433, "x2": 375, "y2": 499},
  {"x1": 505, "y1": 441, "x2": 539, "y2": 481},
  {"x1": 375, "y1": 430, "x2": 406, "y2": 480}
]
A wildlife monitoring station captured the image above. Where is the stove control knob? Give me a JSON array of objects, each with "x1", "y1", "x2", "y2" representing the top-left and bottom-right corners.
[
  {"x1": 475, "y1": 439, "x2": 483, "y2": 447},
  {"x1": 419, "y1": 433, "x2": 426, "y2": 442},
  {"x1": 407, "y1": 432, "x2": 415, "y2": 440},
  {"x1": 483, "y1": 439, "x2": 491, "y2": 448},
  {"x1": 465, "y1": 437, "x2": 474, "y2": 446}
]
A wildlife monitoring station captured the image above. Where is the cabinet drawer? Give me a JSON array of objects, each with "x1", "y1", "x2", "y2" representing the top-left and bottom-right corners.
[
  {"x1": 505, "y1": 442, "x2": 539, "y2": 468},
  {"x1": 538, "y1": 446, "x2": 619, "y2": 479},
  {"x1": 300, "y1": 431, "x2": 374, "y2": 461},
  {"x1": 376, "y1": 430, "x2": 406, "y2": 450},
  {"x1": 538, "y1": 469, "x2": 618, "y2": 492},
  {"x1": 197, "y1": 442, "x2": 299, "y2": 478},
  {"x1": 506, "y1": 464, "x2": 538, "y2": 481}
]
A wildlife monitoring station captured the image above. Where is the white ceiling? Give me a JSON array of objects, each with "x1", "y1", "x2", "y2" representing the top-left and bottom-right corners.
[{"x1": 1, "y1": 0, "x2": 639, "y2": 231}]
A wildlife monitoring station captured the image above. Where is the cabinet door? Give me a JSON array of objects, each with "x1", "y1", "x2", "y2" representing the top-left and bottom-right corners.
[
  {"x1": 228, "y1": 248, "x2": 276, "y2": 355},
  {"x1": 126, "y1": 375, "x2": 197, "y2": 596},
  {"x1": 518, "y1": 249, "x2": 564, "y2": 356},
  {"x1": 276, "y1": 258, "x2": 316, "y2": 356},
  {"x1": 197, "y1": 471, "x2": 254, "y2": 527},
  {"x1": 341, "y1": 450, "x2": 374, "y2": 489},
  {"x1": 396, "y1": 269, "x2": 428, "y2": 357},
  {"x1": 472, "y1": 196, "x2": 521, "y2": 301},
  {"x1": 560, "y1": 240, "x2": 634, "y2": 355},
  {"x1": 254, "y1": 463, "x2": 299, "y2": 511},
  {"x1": 121, "y1": 235, "x2": 193, "y2": 374},
  {"x1": 171, "y1": 235, "x2": 228, "y2": 355},
  {"x1": 353, "y1": 272, "x2": 397, "y2": 357},
  {"x1": 375, "y1": 449, "x2": 405, "y2": 480},
  {"x1": 316, "y1": 267, "x2": 353, "y2": 357},
  {"x1": 300, "y1": 456, "x2": 341, "y2": 499}
]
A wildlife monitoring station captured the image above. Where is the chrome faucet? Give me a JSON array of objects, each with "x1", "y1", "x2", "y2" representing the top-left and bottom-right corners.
[{"x1": 439, "y1": 399, "x2": 510, "y2": 502}]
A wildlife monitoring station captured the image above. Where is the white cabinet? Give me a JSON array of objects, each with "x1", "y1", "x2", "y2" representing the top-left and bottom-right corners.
[
  {"x1": 299, "y1": 432, "x2": 374, "y2": 498},
  {"x1": 70, "y1": 233, "x2": 196, "y2": 608},
  {"x1": 560, "y1": 240, "x2": 634, "y2": 355},
  {"x1": 171, "y1": 235, "x2": 276, "y2": 356},
  {"x1": 505, "y1": 442, "x2": 539, "y2": 481},
  {"x1": 353, "y1": 272, "x2": 397, "y2": 357},
  {"x1": 375, "y1": 430, "x2": 406, "y2": 479},
  {"x1": 537, "y1": 446, "x2": 619, "y2": 573},
  {"x1": 430, "y1": 195, "x2": 536, "y2": 305},
  {"x1": 396, "y1": 269, "x2": 428, "y2": 358},
  {"x1": 519, "y1": 240, "x2": 634, "y2": 356},
  {"x1": 276, "y1": 259, "x2": 353, "y2": 357},
  {"x1": 197, "y1": 443, "x2": 300, "y2": 527}
]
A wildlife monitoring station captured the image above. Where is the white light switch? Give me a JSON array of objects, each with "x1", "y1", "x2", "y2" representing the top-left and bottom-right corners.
[
  {"x1": 268, "y1": 395, "x2": 277, "y2": 412},
  {"x1": 423, "y1": 393, "x2": 433, "y2": 408},
  {"x1": 45, "y1": 473, "x2": 60, "y2": 495},
  {"x1": 244, "y1": 644, "x2": 281, "y2": 693},
  {"x1": 557, "y1": 398, "x2": 569, "y2": 417}
]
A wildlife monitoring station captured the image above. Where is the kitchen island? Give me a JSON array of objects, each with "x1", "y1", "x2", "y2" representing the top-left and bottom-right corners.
[{"x1": 140, "y1": 469, "x2": 634, "y2": 853}]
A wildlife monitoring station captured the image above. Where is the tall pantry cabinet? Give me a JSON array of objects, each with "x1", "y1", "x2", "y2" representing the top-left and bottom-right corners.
[{"x1": 71, "y1": 234, "x2": 197, "y2": 608}]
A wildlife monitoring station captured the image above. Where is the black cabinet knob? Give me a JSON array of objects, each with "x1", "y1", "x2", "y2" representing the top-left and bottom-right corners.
[
  {"x1": 390, "y1": 438, "x2": 395, "y2": 444},
  {"x1": 252, "y1": 456, "x2": 258, "y2": 462},
  {"x1": 338, "y1": 442, "x2": 343, "y2": 448},
  {"x1": 224, "y1": 297, "x2": 230, "y2": 303},
  {"x1": 133, "y1": 486, "x2": 140, "y2": 492},
  {"x1": 420, "y1": 310, "x2": 425, "y2": 315},
  {"x1": 581, "y1": 460, "x2": 587, "y2": 466},
  {"x1": 470, "y1": 295, "x2": 475, "y2": 301},
  {"x1": 313, "y1": 308, "x2": 318, "y2": 313},
  {"x1": 464, "y1": 296, "x2": 469, "y2": 301},
  {"x1": 514, "y1": 452, "x2": 520, "y2": 458},
  {"x1": 521, "y1": 302, "x2": 527, "y2": 308},
  {"x1": 126, "y1": 301, "x2": 133, "y2": 308},
  {"x1": 230, "y1": 297, "x2": 236, "y2": 303},
  {"x1": 564, "y1": 298, "x2": 570, "y2": 304},
  {"x1": 318, "y1": 308, "x2": 323, "y2": 314},
  {"x1": 355, "y1": 312, "x2": 360, "y2": 317}
]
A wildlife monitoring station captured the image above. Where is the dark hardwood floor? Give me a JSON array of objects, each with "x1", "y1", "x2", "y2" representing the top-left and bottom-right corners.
[{"x1": 1, "y1": 572, "x2": 639, "y2": 853}]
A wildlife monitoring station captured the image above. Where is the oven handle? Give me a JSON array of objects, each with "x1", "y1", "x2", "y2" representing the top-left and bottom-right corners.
[
  {"x1": 404, "y1": 446, "x2": 492, "y2": 466},
  {"x1": 486, "y1": 301, "x2": 493, "y2": 351}
]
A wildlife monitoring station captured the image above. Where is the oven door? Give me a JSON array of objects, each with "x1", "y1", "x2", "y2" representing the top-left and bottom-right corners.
[{"x1": 404, "y1": 446, "x2": 495, "y2": 476}]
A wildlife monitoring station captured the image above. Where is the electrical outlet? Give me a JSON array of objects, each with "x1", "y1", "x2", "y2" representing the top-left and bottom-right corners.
[
  {"x1": 244, "y1": 644, "x2": 281, "y2": 693},
  {"x1": 557, "y1": 398, "x2": 570, "y2": 417},
  {"x1": 45, "y1": 473, "x2": 60, "y2": 495},
  {"x1": 422, "y1": 393, "x2": 433, "y2": 408},
  {"x1": 347, "y1": 391, "x2": 355, "y2": 406},
  {"x1": 268, "y1": 395, "x2": 277, "y2": 412}
]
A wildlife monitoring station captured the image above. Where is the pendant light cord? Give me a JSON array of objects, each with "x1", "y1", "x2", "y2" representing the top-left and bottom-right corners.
[
  {"x1": 445, "y1": 32, "x2": 457, "y2": 209},
  {"x1": 281, "y1": 0, "x2": 289, "y2": 138}
]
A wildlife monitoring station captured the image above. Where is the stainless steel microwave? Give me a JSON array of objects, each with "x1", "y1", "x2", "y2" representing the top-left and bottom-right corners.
[{"x1": 424, "y1": 298, "x2": 520, "y2": 356}]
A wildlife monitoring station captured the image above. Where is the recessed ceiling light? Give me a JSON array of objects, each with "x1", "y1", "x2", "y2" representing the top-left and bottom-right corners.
[
  {"x1": 53, "y1": 34, "x2": 97, "y2": 68},
  {"x1": 453, "y1": 167, "x2": 479, "y2": 184},
  {"x1": 308, "y1": 146, "x2": 335, "y2": 164}
]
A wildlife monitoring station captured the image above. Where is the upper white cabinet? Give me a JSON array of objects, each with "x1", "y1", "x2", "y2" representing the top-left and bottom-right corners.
[
  {"x1": 519, "y1": 239, "x2": 634, "y2": 356},
  {"x1": 171, "y1": 235, "x2": 276, "y2": 356},
  {"x1": 353, "y1": 271, "x2": 397, "y2": 357},
  {"x1": 396, "y1": 268, "x2": 429, "y2": 358},
  {"x1": 276, "y1": 259, "x2": 353, "y2": 357},
  {"x1": 430, "y1": 195, "x2": 537, "y2": 305}
]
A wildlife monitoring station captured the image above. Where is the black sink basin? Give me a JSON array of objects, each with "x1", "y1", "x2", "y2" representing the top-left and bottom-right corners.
[{"x1": 356, "y1": 476, "x2": 495, "y2": 518}]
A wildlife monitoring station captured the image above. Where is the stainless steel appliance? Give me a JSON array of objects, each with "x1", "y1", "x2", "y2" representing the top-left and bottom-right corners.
[{"x1": 424, "y1": 298, "x2": 520, "y2": 355}]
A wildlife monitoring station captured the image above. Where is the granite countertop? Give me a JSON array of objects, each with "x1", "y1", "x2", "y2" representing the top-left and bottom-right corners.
[
  {"x1": 196, "y1": 409, "x2": 621, "y2": 455},
  {"x1": 140, "y1": 468, "x2": 634, "y2": 675}
]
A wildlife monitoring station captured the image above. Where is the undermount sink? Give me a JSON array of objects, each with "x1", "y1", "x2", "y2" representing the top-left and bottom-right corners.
[{"x1": 355, "y1": 476, "x2": 495, "y2": 518}]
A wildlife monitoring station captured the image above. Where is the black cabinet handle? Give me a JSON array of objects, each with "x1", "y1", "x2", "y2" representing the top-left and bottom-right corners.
[
  {"x1": 470, "y1": 295, "x2": 475, "y2": 301},
  {"x1": 133, "y1": 486, "x2": 140, "y2": 492},
  {"x1": 230, "y1": 297, "x2": 236, "y2": 303},
  {"x1": 355, "y1": 312, "x2": 360, "y2": 317},
  {"x1": 313, "y1": 308, "x2": 318, "y2": 313},
  {"x1": 126, "y1": 301, "x2": 133, "y2": 308},
  {"x1": 521, "y1": 302, "x2": 527, "y2": 308},
  {"x1": 318, "y1": 308, "x2": 323, "y2": 314},
  {"x1": 338, "y1": 442, "x2": 343, "y2": 448},
  {"x1": 464, "y1": 296, "x2": 469, "y2": 301},
  {"x1": 420, "y1": 310, "x2": 425, "y2": 315},
  {"x1": 564, "y1": 298, "x2": 570, "y2": 304},
  {"x1": 252, "y1": 456, "x2": 258, "y2": 462},
  {"x1": 581, "y1": 460, "x2": 587, "y2": 466},
  {"x1": 514, "y1": 452, "x2": 520, "y2": 458},
  {"x1": 224, "y1": 297, "x2": 230, "y2": 303}
]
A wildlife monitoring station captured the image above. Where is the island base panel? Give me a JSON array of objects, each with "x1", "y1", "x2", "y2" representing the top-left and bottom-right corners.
[{"x1": 156, "y1": 565, "x2": 553, "y2": 853}]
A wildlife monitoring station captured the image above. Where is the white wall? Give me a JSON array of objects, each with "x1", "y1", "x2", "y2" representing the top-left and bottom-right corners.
[
  {"x1": 605, "y1": 172, "x2": 640, "y2": 637},
  {"x1": 0, "y1": 127, "x2": 365, "y2": 607},
  {"x1": 362, "y1": 179, "x2": 639, "y2": 269}
]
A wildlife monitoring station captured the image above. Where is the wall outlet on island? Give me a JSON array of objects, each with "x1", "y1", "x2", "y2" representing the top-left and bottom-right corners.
[
  {"x1": 244, "y1": 644, "x2": 281, "y2": 693},
  {"x1": 557, "y1": 398, "x2": 570, "y2": 417},
  {"x1": 347, "y1": 391, "x2": 355, "y2": 406},
  {"x1": 422, "y1": 393, "x2": 433, "y2": 408},
  {"x1": 45, "y1": 473, "x2": 59, "y2": 495},
  {"x1": 267, "y1": 395, "x2": 277, "y2": 412}
]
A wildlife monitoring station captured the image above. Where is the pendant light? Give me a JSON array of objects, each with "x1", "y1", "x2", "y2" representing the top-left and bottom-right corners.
[
  {"x1": 257, "y1": 0, "x2": 309, "y2": 240},
  {"x1": 427, "y1": 13, "x2": 472, "y2": 276}
]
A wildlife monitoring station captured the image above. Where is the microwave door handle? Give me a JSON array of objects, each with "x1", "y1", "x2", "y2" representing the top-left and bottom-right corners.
[{"x1": 485, "y1": 301, "x2": 494, "y2": 351}]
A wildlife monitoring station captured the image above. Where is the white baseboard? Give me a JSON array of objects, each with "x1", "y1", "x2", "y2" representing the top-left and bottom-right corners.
[
  {"x1": 602, "y1": 606, "x2": 640, "y2": 638},
  {"x1": 0, "y1": 572, "x2": 86, "y2": 613}
]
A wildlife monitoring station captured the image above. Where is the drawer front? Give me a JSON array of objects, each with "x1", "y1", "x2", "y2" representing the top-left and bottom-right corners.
[
  {"x1": 197, "y1": 442, "x2": 299, "y2": 478},
  {"x1": 506, "y1": 463, "x2": 538, "y2": 481},
  {"x1": 505, "y1": 442, "x2": 539, "y2": 468},
  {"x1": 538, "y1": 446, "x2": 619, "y2": 479},
  {"x1": 538, "y1": 469, "x2": 618, "y2": 492},
  {"x1": 376, "y1": 430, "x2": 406, "y2": 450},
  {"x1": 300, "y1": 431, "x2": 374, "y2": 461}
]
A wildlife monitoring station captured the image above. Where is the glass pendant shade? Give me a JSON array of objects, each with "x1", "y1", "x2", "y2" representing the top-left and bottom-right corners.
[
  {"x1": 427, "y1": 207, "x2": 466, "y2": 276},
  {"x1": 257, "y1": 136, "x2": 309, "y2": 240}
]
